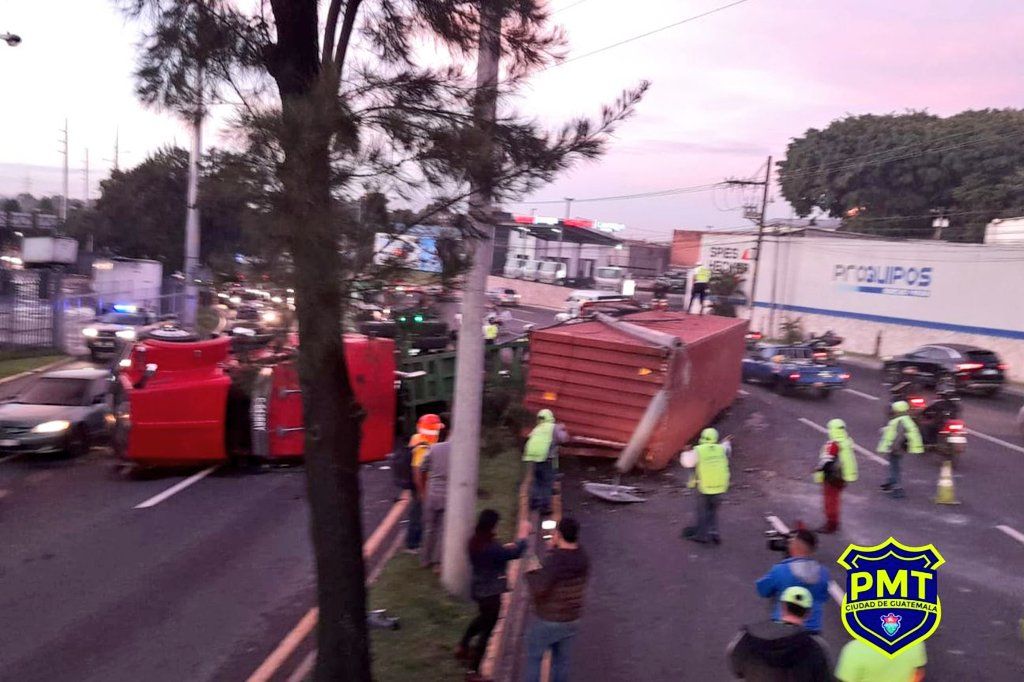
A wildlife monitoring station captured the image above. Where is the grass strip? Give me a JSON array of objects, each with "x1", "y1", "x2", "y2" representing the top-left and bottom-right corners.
[{"x1": 370, "y1": 443, "x2": 523, "y2": 682}]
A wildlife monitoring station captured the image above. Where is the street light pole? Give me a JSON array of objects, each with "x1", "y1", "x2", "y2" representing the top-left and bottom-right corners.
[
  {"x1": 183, "y1": 67, "x2": 203, "y2": 327},
  {"x1": 441, "y1": 1, "x2": 501, "y2": 599}
]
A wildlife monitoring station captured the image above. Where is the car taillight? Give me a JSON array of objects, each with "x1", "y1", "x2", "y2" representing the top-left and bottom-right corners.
[
  {"x1": 788, "y1": 373, "x2": 800, "y2": 380},
  {"x1": 956, "y1": 362, "x2": 984, "y2": 371},
  {"x1": 997, "y1": 363, "x2": 1007, "y2": 371},
  {"x1": 909, "y1": 397, "x2": 925, "y2": 408},
  {"x1": 813, "y1": 351, "x2": 828, "y2": 360},
  {"x1": 840, "y1": 373, "x2": 851, "y2": 380},
  {"x1": 944, "y1": 419, "x2": 965, "y2": 433}
]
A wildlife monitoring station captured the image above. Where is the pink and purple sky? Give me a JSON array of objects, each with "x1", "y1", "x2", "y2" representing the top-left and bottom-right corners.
[{"x1": 1, "y1": 0, "x2": 1021, "y2": 239}]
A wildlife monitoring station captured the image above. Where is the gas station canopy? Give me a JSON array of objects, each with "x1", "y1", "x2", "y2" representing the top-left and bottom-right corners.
[{"x1": 505, "y1": 214, "x2": 624, "y2": 246}]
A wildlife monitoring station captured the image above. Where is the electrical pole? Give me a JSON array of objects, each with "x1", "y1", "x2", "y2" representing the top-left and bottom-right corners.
[
  {"x1": 558, "y1": 196, "x2": 572, "y2": 261},
  {"x1": 83, "y1": 149, "x2": 89, "y2": 205},
  {"x1": 183, "y1": 68, "x2": 203, "y2": 327},
  {"x1": 113, "y1": 128, "x2": 120, "y2": 172},
  {"x1": 724, "y1": 156, "x2": 771, "y2": 322},
  {"x1": 442, "y1": 0, "x2": 501, "y2": 599},
  {"x1": 59, "y1": 120, "x2": 69, "y2": 222}
]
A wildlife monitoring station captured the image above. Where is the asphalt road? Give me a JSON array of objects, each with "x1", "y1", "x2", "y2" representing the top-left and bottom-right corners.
[
  {"x1": 558, "y1": 361, "x2": 1024, "y2": 681},
  {"x1": 0, "y1": 362, "x2": 399, "y2": 682}
]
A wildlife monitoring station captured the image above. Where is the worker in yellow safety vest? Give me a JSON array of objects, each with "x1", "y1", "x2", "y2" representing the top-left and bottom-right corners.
[
  {"x1": 877, "y1": 400, "x2": 923, "y2": 499},
  {"x1": 688, "y1": 263, "x2": 712, "y2": 314},
  {"x1": 680, "y1": 427, "x2": 731, "y2": 544},
  {"x1": 483, "y1": 321, "x2": 499, "y2": 344}
]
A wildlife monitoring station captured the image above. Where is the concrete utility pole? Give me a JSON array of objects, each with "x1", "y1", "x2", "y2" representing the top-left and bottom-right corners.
[
  {"x1": 442, "y1": 1, "x2": 501, "y2": 598},
  {"x1": 183, "y1": 68, "x2": 204, "y2": 327},
  {"x1": 83, "y1": 149, "x2": 89, "y2": 205},
  {"x1": 59, "y1": 120, "x2": 69, "y2": 222},
  {"x1": 725, "y1": 156, "x2": 771, "y2": 323},
  {"x1": 558, "y1": 197, "x2": 572, "y2": 261}
]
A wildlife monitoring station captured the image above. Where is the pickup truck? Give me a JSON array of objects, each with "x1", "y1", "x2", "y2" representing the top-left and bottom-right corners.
[{"x1": 742, "y1": 344, "x2": 849, "y2": 398}]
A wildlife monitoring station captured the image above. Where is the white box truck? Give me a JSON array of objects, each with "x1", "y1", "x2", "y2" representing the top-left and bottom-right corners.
[
  {"x1": 21, "y1": 236, "x2": 79, "y2": 265},
  {"x1": 91, "y1": 257, "x2": 163, "y2": 305}
]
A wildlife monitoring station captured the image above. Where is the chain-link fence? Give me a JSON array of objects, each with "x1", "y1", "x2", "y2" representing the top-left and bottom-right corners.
[
  {"x1": 0, "y1": 269, "x2": 60, "y2": 350},
  {"x1": 0, "y1": 267, "x2": 192, "y2": 355},
  {"x1": 56, "y1": 288, "x2": 188, "y2": 356}
]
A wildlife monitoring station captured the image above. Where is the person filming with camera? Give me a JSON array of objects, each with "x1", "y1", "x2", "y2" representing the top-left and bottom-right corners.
[{"x1": 756, "y1": 528, "x2": 830, "y2": 634}]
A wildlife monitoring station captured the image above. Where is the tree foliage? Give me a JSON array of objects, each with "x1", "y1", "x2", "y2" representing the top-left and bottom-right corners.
[
  {"x1": 65, "y1": 147, "x2": 275, "y2": 273},
  {"x1": 777, "y1": 109, "x2": 1024, "y2": 242}
]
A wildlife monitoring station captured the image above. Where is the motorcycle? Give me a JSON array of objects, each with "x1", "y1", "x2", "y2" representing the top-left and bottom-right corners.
[
  {"x1": 806, "y1": 330, "x2": 844, "y2": 364},
  {"x1": 919, "y1": 393, "x2": 966, "y2": 461}
]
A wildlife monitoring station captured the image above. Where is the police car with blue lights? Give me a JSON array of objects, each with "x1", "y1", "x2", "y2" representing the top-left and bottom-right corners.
[
  {"x1": 81, "y1": 305, "x2": 164, "y2": 362},
  {"x1": 742, "y1": 344, "x2": 850, "y2": 398}
]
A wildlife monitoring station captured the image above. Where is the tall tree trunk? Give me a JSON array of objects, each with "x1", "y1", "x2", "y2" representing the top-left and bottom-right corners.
[{"x1": 269, "y1": 1, "x2": 371, "y2": 679}]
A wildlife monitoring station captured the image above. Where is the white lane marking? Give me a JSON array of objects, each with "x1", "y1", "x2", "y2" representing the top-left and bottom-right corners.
[
  {"x1": 0, "y1": 453, "x2": 23, "y2": 465},
  {"x1": 134, "y1": 466, "x2": 219, "y2": 509},
  {"x1": 766, "y1": 515, "x2": 845, "y2": 606},
  {"x1": 798, "y1": 418, "x2": 888, "y2": 466},
  {"x1": 843, "y1": 388, "x2": 879, "y2": 401},
  {"x1": 996, "y1": 524, "x2": 1024, "y2": 547},
  {"x1": 828, "y1": 581, "x2": 846, "y2": 604},
  {"x1": 967, "y1": 429, "x2": 1024, "y2": 455}
]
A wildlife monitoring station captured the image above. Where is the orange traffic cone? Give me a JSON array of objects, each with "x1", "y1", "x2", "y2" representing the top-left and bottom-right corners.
[{"x1": 934, "y1": 460, "x2": 959, "y2": 505}]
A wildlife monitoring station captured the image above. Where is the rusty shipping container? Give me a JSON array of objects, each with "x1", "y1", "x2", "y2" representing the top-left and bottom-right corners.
[{"x1": 524, "y1": 311, "x2": 747, "y2": 471}]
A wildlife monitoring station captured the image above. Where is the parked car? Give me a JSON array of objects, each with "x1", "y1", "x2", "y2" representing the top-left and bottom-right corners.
[
  {"x1": 742, "y1": 344, "x2": 850, "y2": 398},
  {"x1": 593, "y1": 266, "x2": 628, "y2": 291},
  {"x1": 486, "y1": 288, "x2": 521, "y2": 306},
  {"x1": 655, "y1": 269, "x2": 689, "y2": 293},
  {"x1": 0, "y1": 368, "x2": 115, "y2": 457},
  {"x1": 535, "y1": 260, "x2": 567, "y2": 285},
  {"x1": 882, "y1": 343, "x2": 1006, "y2": 395}
]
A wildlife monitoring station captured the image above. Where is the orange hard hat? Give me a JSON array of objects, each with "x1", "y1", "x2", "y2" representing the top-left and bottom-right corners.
[{"x1": 416, "y1": 413, "x2": 445, "y2": 435}]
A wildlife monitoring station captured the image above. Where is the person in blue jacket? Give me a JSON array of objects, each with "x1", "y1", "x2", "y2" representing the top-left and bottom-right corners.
[{"x1": 756, "y1": 528, "x2": 831, "y2": 634}]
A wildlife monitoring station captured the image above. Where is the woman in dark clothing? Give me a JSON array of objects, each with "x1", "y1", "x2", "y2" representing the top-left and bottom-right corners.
[{"x1": 457, "y1": 509, "x2": 529, "y2": 679}]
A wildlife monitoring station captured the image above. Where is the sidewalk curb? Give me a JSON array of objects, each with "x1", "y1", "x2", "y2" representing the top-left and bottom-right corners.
[
  {"x1": 245, "y1": 491, "x2": 411, "y2": 682},
  {"x1": 0, "y1": 355, "x2": 77, "y2": 387}
]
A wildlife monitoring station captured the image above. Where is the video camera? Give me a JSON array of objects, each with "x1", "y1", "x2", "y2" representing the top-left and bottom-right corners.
[{"x1": 765, "y1": 527, "x2": 793, "y2": 553}]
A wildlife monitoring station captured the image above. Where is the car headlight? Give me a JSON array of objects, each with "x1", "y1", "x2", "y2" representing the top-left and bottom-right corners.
[
  {"x1": 82, "y1": 327, "x2": 99, "y2": 337},
  {"x1": 32, "y1": 420, "x2": 70, "y2": 434},
  {"x1": 116, "y1": 329, "x2": 137, "y2": 340},
  {"x1": 229, "y1": 296, "x2": 242, "y2": 305},
  {"x1": 262, "y1": 311, "x2": 279, "y2": 323}
]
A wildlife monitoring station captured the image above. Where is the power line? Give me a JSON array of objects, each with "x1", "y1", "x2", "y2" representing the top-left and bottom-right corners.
[
  {"x1": 553, "y1": 0, "x2": 593, "y2": 15},
  {"x1": 507, "y1": 181, "x2": 724, "y2": 205},
  {"x1": 547, "y1": 0, "x2": 753, "y2": 70}
]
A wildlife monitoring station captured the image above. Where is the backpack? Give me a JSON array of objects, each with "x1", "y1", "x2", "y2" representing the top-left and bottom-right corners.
[{"x1": 390, "y1": 443, "x2": 414, "y2": 491}]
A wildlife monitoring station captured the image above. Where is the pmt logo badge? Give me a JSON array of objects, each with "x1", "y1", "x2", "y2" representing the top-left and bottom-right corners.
[{"x1": 837, "y1": 538, "x2": 945, "y2": 658}]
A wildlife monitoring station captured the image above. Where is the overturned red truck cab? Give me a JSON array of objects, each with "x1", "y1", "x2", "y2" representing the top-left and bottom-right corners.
[{"x1": 119, "y1": 332, "x2": 396, "y2": 469}]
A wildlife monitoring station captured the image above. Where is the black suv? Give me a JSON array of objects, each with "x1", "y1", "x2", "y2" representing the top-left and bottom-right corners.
[{"x1": 883, "y1": 343, "x2": 1005, "y2": 395}]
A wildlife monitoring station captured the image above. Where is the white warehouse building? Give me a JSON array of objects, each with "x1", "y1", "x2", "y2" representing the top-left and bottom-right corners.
[{"x1": 677, "y1": 222, "x2": 1024, "y2": 380}]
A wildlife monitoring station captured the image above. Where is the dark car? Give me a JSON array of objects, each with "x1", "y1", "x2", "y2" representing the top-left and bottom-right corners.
[
  {"x1": 0, "y1": 368, "x2": 115, "y2": 457},
  {"x1": 742, "y1": 344, "x2": 850, "y2": 398},
  {"x1": 883, "y1": 344, "x2": 1006, "y2": 395},
  {"x1": 655, "y1": 269, "x2": 689, "y2": 293}
]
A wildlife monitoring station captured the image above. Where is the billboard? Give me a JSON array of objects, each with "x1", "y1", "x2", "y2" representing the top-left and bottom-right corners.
[{"x1": 374, "y1": 230, "x2": 442, "y2": 273}]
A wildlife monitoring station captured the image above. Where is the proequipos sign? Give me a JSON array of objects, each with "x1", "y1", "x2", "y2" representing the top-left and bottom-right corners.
[{"x1": 832, "y1": 264, "x2": 934, "y2": 297}]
